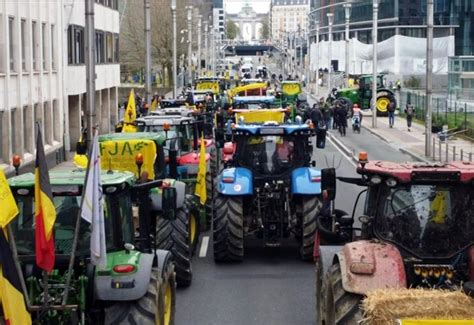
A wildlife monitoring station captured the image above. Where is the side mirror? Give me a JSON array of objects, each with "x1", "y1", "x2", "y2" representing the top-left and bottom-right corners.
[
  {"x1": 162, "y1": 187, "x2": 177, "y2": 220},
  {"x1": 192, "y1": 124, "x2": 199, "y2": 151},
  {"x1": 76, "y1": 141, "x2": 87, "y2": 155},
  {"x1": 321, "y1": 168, "x2": 336, "y2": 201},
  {"x1": 168, "y1": 149, "x2": 178, "y2": 179}
]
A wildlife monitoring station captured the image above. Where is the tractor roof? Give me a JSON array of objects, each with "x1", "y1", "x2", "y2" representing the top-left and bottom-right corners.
[
  {"x1": 98, "y1": 132, "x2": 167, "y2": 144},
  {"x1": 357, "y1": 160, "x2": 474, "y2": 183},
  {"x1": 137, "y1": 115, "x2": 193, "y2": 126},
  {"x1": 8, "y1": 168, "x2": 136, "y2": 189},
  {"x1": 234, "y1": 122, "x2": 314, "y2": 136},
  {"x1": 233, "y1": 95, "x2": 275, "y2": 104}
]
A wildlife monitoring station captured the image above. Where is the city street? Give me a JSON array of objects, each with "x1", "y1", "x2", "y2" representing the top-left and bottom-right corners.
[{"x1": 176, "y1": 105, "x2": 414, "y2": 324}]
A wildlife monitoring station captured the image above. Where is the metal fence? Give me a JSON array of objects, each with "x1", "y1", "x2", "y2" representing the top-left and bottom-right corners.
[{"x1": 399, "y1": 89, "x2": 474, "y2": 138}]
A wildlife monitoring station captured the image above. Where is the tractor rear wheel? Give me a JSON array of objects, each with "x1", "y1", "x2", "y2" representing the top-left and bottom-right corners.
[
  {"x1": 213, "y1": 195, "x2": 244, "y2": 262},
  {"x1": 376, "y1": 94, "x2": 396, "y2": 116},
  {"x1": 104, "y1": 267, "x2": 172, "y2": 325},
  {"x1": 321, "y1": 263, "x2": 363, "y2": 325},
  {"x1": 299, "y1": 196, "x2": 322, "y2": 261},
  {"x1": 185, "y1": 196, "x2": 201, "y2": 255},
  {"x1": 156, "y1": 208, "x2": 192, "y2": 287}
]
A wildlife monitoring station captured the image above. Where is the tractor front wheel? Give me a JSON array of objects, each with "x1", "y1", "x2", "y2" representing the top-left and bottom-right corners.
[
  {"x1": 299, "y1": 196, "x2": 322, "y2": 261},
  {"x1": 104, "y1": 267, "x2": 174, "y2": 325},
  {"x1": 321, "y1": 263, "x2": 363, "y2": 325},
  {"x1": 156, "y1": 208, "x2": 192, "y2": 287},
  {"x1": 213, "y1": 195, "x2": 244, "y2": 262}
]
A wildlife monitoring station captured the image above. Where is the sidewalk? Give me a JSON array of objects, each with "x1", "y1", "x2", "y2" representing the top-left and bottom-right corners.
[{"x1": 360, "y1": 110, "x2": 474, "y2": 163}]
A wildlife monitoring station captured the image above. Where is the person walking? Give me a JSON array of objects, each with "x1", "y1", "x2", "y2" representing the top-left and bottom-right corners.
[
  {"x1": 310, "y1": 103, "x2": 327, "y2": 148},
  {"x1": 404, "y1": 102, "x2": 415, "y2": 132},
  {"x1": 387, "y1": 101, "x2": 396, "y2": 128},
  {"x1": 334, "y1": 101, "x2": 348, "y2": 136}
]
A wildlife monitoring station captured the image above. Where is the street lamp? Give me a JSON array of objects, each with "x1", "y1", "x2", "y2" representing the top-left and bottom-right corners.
[
  {"x1": 197, "y1": 15, "x2": 202, "y2": 77},
  {"x1": 186, "y1": 6, "x2": 193, "y2": 86},
  {"x1": 204, "y1": 21, "x2": 208, "y2": 76},
  {"x1": 327, "y1": 13, "x2": 334, "y2": 91},
  {"x1": 315, "y1": 20, "x2": 320, "y2": 95},
  {"x1": 425, "y1": 0, "x2": 434, "y2": 157},
  {"x1": 343, "y1": 3, "x2": 352, "y2": 88},
  {"x1": 171, "y1": 0, "x2": 177, "y2": 97},
  {"x1": 144, "y1": 0, "x2": 151, "y2": 105},
  {"x1": 371, "y1": 0, "x2": 379, "y2": 128}
]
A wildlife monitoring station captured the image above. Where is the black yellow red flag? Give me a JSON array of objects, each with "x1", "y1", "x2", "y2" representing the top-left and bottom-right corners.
[
  {"x1": 0, "y1": 230, "x2": 32, "y2": 325},
  {"x1": 34, "y1": 127, "x2": 57, "y2": 271}
]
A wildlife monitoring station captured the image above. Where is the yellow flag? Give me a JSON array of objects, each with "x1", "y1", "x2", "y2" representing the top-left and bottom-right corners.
[
  {"x1": 124, "y1": 89, "x2": 137, "y2": 124},
  {"x1": 194, "y1": 135, "x2": 207, "y2": 205},
  {"x1": 150, "y1": 98, "x2": 158, "y2": 112},
  {"x1": 0, "y1": 170, "x2": 19, "y2": 228}
]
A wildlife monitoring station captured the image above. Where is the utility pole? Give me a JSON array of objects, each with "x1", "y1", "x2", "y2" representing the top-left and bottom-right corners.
[
  {"x1": 144, "y1": 0, "x2": 151, "y2": 104},
  {"x1": 315, "y1": 21, "x2": 320, "y2": 95},
  {"x1": 187, "y1": 6, "x2": 193, "y2": 86},
  {"x1": 171, "y1": 0, "x2": 177, "y2": 97},
  {"x1": 327, "y1": 13, "x2": 334, "y2": 91},
  {"x1": 197, "y1": 15, "x2": 202, "y2": 77},
  {"x1": 85, "y1": 0, "x2": 95, "y2": 142},
  {"x1": 344, "y1": 4, "x2": 352, "y2": 88},
  {"x1": 204, "y1": 21, "x2": 208, "y2": 75},
  {"x1": 425, "y1": 0, "x2": 433, "y2": 157},
  {"x1": 371, "y1": 0, "x2": 379, "y2": 128}
]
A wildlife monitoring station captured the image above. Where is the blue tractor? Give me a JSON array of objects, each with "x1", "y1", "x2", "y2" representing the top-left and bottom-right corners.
[{"x1": 213, "y1": 119, "x2": 324, "y2": 262}]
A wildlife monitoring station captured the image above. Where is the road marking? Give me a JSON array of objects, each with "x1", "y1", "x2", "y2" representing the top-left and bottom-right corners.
[
  {"x1": 199, "y1": 236, "x2": 210, "y2": 258},
  {"x1": 327, "y1": 135, "x2": 358, "y2": 168}
]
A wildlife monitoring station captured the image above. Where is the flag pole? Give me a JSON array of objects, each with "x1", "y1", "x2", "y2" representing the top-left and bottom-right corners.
[
  {"x1": 6, "y1": 224, "x2": 32, "y2": 310},
  {"x1": 61, "y1": 128, "x2": 97, "y2": 306}
]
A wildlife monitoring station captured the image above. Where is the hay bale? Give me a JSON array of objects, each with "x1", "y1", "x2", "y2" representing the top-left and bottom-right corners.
[{"x1": 360, "y1": 288, "x2": 474, "y2": 325}]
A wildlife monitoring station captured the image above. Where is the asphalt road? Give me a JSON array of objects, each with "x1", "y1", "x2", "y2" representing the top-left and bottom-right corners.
[{"x1": 175, "y1": 59, "x2": 414, "y2": 324}]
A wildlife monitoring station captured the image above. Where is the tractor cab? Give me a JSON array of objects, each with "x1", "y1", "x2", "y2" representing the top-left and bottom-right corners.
[
  {"x1": 7, "y1": 169, "x2": 178, "y2": 323},
  {"x1": 232, "y1": 95, "x2": 277, "y2": 110}
]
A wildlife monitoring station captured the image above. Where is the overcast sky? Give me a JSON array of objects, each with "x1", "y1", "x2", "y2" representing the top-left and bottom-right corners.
[{"x1": 224, "y1": 0, "x2": 271, "y2": 14}]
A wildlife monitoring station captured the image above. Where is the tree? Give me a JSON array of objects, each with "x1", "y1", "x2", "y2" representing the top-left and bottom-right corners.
[
  {"x1": 226, "y1": 20, "x2": 239, "y2": 40},
  {"x1": 120, "y1": 0, "x2": 195, "y2": 86},
  {"x1": 260, "y1": 18, "x2": 269, "y2": 40}
]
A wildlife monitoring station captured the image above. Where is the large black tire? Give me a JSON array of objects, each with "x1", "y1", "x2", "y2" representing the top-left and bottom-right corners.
[
  {"x1": 185, "y1": 195, "x2": 201, "y2": 255},
  {"x1": 321, "y1": 263, "x2": 363, "y2": 325},
  {"x1": 213, "y1": 195, "x2": 244, "y2": 262},
  {"x1": 299, "y1": 196, "x2": 322, "y2": 261},
  {"x1": 156, "y1": 208, "x2": 192, "y2": 287},
  {"x1": 376, "y1": 93, "x2": 396, "y2": 116},
  {"x1": 204, "y1": 172, "x2": 213, "y2": 231},
  {"x1": 104, "y1": 268, "x2": 166, "y2": 325},
  {"x1": 160, "y1": 254, "x2": 177, "y2": 325}
]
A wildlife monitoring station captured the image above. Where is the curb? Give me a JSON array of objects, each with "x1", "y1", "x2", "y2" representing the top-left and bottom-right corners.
[
  {"x1": 398, "y1": 148, "x2": 433, "y2": 163},
  {"x1": 361, "y1": 125, "x2": 391, "y2": 143}
]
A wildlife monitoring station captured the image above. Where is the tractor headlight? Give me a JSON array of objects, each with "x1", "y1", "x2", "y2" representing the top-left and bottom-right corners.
[{"x1": 370, "y1": 175, "x2": 382, "y2": 185}]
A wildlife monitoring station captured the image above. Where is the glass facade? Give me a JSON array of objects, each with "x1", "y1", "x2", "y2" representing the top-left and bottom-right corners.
[{"x1": 310, "y1": 0, "x2": 474, "y2": 55}]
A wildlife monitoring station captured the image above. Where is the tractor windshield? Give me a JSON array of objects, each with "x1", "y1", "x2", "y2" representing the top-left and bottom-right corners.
[
  {"x1": 11, "y1": 192, "x2": 134, "y2": 257},
  {"x1": 235, "y1": 135, "x2": 304, "y2": 175},
  {"x1": 376, "y1": 184, "x2": 474, "y2": 258}
]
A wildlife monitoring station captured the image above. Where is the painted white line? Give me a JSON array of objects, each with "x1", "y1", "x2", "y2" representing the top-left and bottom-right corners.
[
  {"x1": 327, "y1": 135, "x2": 358, "y2": 168},
  {"x1": 199, "y1": 236, "x2": 210, "y2": 258}
]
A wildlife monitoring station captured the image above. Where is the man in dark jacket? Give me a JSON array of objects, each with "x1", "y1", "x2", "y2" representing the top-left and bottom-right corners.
[
  {"x1": 310, "y1": 104, "x2": 327, "y2": 148},
  {"x1": 388, "y1": 101, "x2": 396, "y2": 128},
  {"x1": 334, "y1": 101, "x2": 348, "y2": 136}
]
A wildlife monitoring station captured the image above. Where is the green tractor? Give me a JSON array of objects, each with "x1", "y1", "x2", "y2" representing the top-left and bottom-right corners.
[
  {"x1": 96, "y1": 132, "x2": 194, "y2": 287},
  {"x1": 336, "y1": 74, "x2": 396, "y2": 115},
  {"x1": 8, "y1": 169, "x2": 177, "y2": 324}
]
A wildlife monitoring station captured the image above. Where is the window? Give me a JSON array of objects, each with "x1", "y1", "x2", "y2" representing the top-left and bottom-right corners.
[
  {"x1": 114, "y1": 34, "x2": 119, "y2": 63},
  {"x1": 95, "y1": 31, "x2": 105, "y2": 64},
  {"x1": 23, "y1": 106, "x2": 33, "y2": 153},
  {"x1": 42, "y1": 23, "x2": 47, "y2": 70},
  {"x1": 53, "y1": 100, "x2": 60, "y2": 142},
  {"x1": 32, "y1": 21, "x2": 38, "y2": 70},
  {"x1": 10, "y1": 109, "x2": 20, "y2": 153},
  {"x1": 9, "y1": 17, "x2": 15, "y2": 72},
  {"x1": 67, "y1": 25, "x2": 84, "y2": 65},
  {"x1": 34, "y1": 104, "x2": 42, "y2": 141},
  {"x1": 106, "y1": 32, "x2": 113, "y2": 63},
  {"x1": 21, "y1": 20, "x2": 26, "y2": 71},
  {"x1": 51, "y1": 24, "x2": 56, "y2": 70},
  {"x1": 44, "y1": 102, "x2": 51, "y2": 145}
]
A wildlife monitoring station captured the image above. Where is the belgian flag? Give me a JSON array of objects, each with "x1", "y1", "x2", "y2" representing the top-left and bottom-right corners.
[
  {"x1": 0, "y1": 230, "x2": 32, "y2": 324},
  {"x1": 0, "y1": 170, "x2": 31, "y2": 324},
  {"x1": 34, "y1": 128, "x2": 57, "y2": 272}
]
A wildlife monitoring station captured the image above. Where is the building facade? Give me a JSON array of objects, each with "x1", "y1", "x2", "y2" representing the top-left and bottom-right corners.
[
  {"x1": 271, "y1": 0, "x2": 309, "y2": 44},
  {"x1": 214, "y1": 0, "x2": 225, "y2": 40},
  {"x1": 0, "y1": 0, "x2": 120, "y2": 173},
  {"x1": 0, "y1": 0, "x2": 64, "y2": 172}
]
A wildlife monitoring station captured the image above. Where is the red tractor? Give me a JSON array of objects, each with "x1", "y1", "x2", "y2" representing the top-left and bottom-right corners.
[{"x1": 315, "y1": 155, "x2": 474, "y2": 324}]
